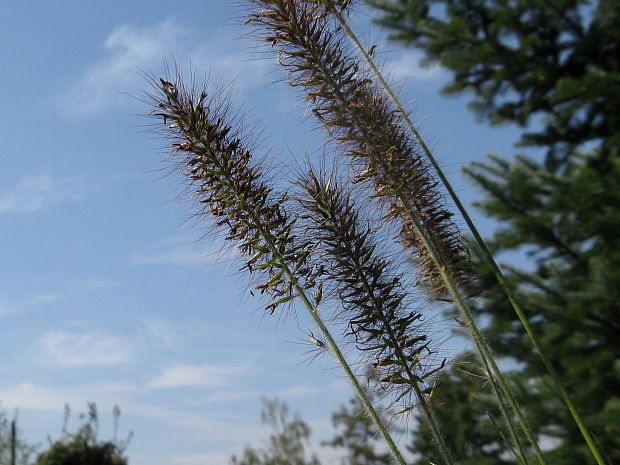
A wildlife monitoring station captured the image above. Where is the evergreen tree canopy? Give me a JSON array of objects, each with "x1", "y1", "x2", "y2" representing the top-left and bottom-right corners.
[
  {"x1": 368, "y1": 0, "x2": 620, "y2": 463},
  {"x1": 370, "y1": 0, "x2": 620, "y2": 167}
]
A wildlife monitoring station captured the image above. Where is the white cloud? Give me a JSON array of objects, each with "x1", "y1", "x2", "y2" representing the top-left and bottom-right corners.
[
  {"x1": 179, "y1": 383, "x2": 324, "y2": 407},
  {"x1": 0, "y1": 278, "x2": 115, "y2": 317},
  {"x1": 0, "y1": 172, "x2": 81, "y2": 214},
  {"x1": 147, "y1": 363, "x2": 249, "y2": 389},
  {"x1": 129, "y1": 246, "x2": 213, "y2": 267},
  {"x1": 169, "y1": 452, "x2": 233, "y2": 465},
  {"x1": 385, "y1": 50, "x2": 445, "y2": 81},
  {"x1": 275, "y1": 384, "x2": 322, "y2": 398},
  {"x1": 0, "y1": 383, "x2": 67, "y2": 411},
  {"x1": 130, "y1": 235, "x2": 227, "y2": 267},
  {"x1": 64, "y1": 20, "x2": 269, "y2": 116},
  {"x1": 141, "y1": 318, "x2": 175, "y2": 346},
  {"x1": 27, "y1": 278, "x2": 115, "y2": 306},
  {"x1": 63, "y1": 20, "x2": 187, "y2": 115},
  {"x1": 41, "y1": 330, "x2": 134, "y2": 367}
]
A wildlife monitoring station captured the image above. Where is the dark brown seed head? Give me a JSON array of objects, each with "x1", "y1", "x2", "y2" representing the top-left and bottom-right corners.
[
  {"x1": 247, "y1": 0, "x2": 474, "y2": 299},
  {"x1": 147, "y1": 70, "x2": 316, "y2": 313},
  {"x1": 298, "y1": 166, "x2": 441, "y2": 400}
]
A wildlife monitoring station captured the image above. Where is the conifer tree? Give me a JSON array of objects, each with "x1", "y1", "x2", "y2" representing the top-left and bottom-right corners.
[{"x1": 368, "y1": 0, "x2": 620, "y2": 463}]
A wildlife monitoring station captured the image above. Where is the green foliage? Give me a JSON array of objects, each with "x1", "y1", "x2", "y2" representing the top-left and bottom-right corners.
[
  {"x1": 0, "y1": 407, "x2": 37, "y2": 465},
  {"x1": 369, "y1": 0, "x2": 620, "y2": 167},
  {"x1": 322, "y1": 382, "x2": 392, "y2": 465},
  {"x1": 231, "y1": 399, "x2": 321, "y2": 465},
  {"x1": 410, "y1": 355, "x2": 522, "y2": 465},
  {"x1": 461, "y1": 152, "x2": 620, "y2": 464},
  {"x1": 370, "y1": 0, "x2": 620, "y2": 463},
  {"x1": 36, "y1": 404, "x2": 130, "y2": 465}
]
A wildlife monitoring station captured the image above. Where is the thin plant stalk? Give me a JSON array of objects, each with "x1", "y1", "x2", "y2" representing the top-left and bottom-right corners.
[
  {"x1": 300, "y1": 169, "x2": 454, "y2": 465},
  {"x1": 249, "y1": 2, "x2": 543, "y2": 462},
  {"x1": 252, "y1": 211, "x2": 408, "y2": 465},
  {"x1": 150, "y1": 75, "x2": 407, "y2": 465},
  {"x1": 481, "y1": 358, "x2": 529, "y2": 465},
  {"x1": 325, "y1": 4, "x2": 606, "y2": 465}
]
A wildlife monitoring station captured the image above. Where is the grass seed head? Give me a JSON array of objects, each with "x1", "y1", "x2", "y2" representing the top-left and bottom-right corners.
[
  {"x1": 147, "y1": 69, "x2": 316, "y2": 314},
  {"x1": 298, "y1": 166, "x2": 442, "y2": 402},
  {"x1": 247, "y1": 0, "x2": 475, "y2": 299}
]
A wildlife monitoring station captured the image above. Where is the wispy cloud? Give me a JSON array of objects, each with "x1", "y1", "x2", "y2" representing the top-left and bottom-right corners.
[
  {"x1": 27, "y1": 278, "x2": 115, "y2": 306},
  {"x1": 63, "y1": 20, "x2": 187, "y2": 115},
  {"x1": 0, "y1": 383, "x2": 69, "y2": 411},
  {"x1": 130, "y1": 235, "x2": 227, "y2": 267},
  {"x1": 40, "y1": 330, "x2": 134, "y2": 367},
  {"x1": 0, "y1": 278, "x2": 115, "y2": 316},
  {"x1": 129, "y1": 246, "x2": 212, "y2": 267},
  {"x1": 147, "y1": 363, "x2": 249, "y2": 389},
  {"x1": 275, "y1": 384, "x2": 322, "y2": 398},
  {"x1": 0, "y1": 172, "x2": 81, "y2": 214},
  {"x1": 169, "y1": 452, "x2": 234, "y2": 465},
  {"x1": 63, "y1": 19, "x2": 269, "y2": 116},
  {"x1": 200, "y1": 390, "x2": 255, "y2": 403},
  {"x1": 385, "y1": 50, "x2": 445, "y2": 81},
  {"x1": 141, "y1": 318, "x2": 175, "y2": 346},
  {"x1": 182, "y1": 383, "x2": 324, "y2": 407}
]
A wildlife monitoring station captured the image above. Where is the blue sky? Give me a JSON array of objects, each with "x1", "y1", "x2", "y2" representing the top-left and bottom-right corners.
[{"x1": 1, "y1": 2, "x2": 528, "y2": 465}]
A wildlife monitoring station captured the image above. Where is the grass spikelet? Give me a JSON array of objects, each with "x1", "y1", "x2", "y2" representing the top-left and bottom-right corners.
[
  {"x1": 299, "y1": 167, "x2": 435, "y2": 391},
  {"x1": 147, "y1": 71, "x2": 316, "y2": 314},
  {"x1": 147, "y1": 69, "x2": 410, "y2": 465},
  {"x1": 247, "y1": 0, "x2": 473, "y2": 299},
  {"x1": 298, "y1": 166, "x2": 453, "y2": 465},
  {"x1": 246, "y1": 4, "x2": 549, "y2": 463}
]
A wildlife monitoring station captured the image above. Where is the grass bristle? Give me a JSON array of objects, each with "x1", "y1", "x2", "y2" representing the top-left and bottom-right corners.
[{"x1": 247, "y1": 0, "x2": 474, "y2": 299}]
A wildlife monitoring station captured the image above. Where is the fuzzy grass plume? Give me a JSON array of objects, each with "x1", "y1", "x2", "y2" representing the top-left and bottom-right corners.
[
  {"x1": 311, "y1": 3, "x2": 605, "y2": 464},
  {"x1": 147, "y1": 72, "x2": 317, "y2": 313},
  {"x1": 298, "y1": 166, "x2": 453, "y2": 465},
  {"x1": 147, "y1": 70, "x2": 409, "y2": 465},
  {"x1": 246, "y1": 2, "x2": 548, "y2": 463},
  {"x1": 247, "y1": 0, "x2": 473, "y2": 299},
  {"x1": 298, "y1": 168, "x2": 440, "y2": 393}
]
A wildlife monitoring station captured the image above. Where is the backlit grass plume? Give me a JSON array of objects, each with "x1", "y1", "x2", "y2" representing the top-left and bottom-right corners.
[
  {"x1": 315, "y1": 3, "x2": 608, "y2": 464},
  {"x1": 299, "y1": 168, "x2": 438, "y2": 391},
  {"x1": 148, "y1": 73, "x2": 316, "y2": 313},
  {"x1": 247, "y1": 0, "x2": 473, "y2": 298},
  {"x1": 298, "y1": 167, "x2": 453, "y2": 465},
  {"x1": 147, "y1": 70, "x2": 410, "y2": 465},
  {"x1": 247, "y1": 2, "x2": 546, "y2": 463}
]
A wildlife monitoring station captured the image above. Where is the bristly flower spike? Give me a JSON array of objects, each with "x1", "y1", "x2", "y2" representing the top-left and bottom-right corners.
[
  {"x1": 247, "y1": 0, "x2": 474, "y2": 300},
  {"x1": 246, "y1": 3, "x2": 546, "y2": 464},
  {"x1": 314, "y1": 4, "x2": 608, "y2": 464},
  {"x1": 298, "y1": 166, "x2": 454, "y2": 465},
  {"x1": 147, "y1": 69, "x2": 409, "y2": 465},
  {"x1": 148, "y1": 73, "x2": 316, "y2": 314}
]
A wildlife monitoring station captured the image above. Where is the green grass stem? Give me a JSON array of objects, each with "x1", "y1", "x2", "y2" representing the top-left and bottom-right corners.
[{"x1": 326, "y1": 5, "x2": 607, "y2": 465}]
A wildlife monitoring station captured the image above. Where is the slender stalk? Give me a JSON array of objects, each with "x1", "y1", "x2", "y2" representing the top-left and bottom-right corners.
[
  {"x1": 478, "y1": 345, "x2": 529, "y2": 465},
  {"x1": 246, "y1": 205, "x2": 408, "y2": 465},
  {"x1": 259, "y1": 2, "x2": 544, "y2": 461},
  {"x1": 301, "y1": 172, "x2": 454, "y2": 465},
  {"x1": 327, "y1": 5, "x2": 606, "y2": 465},
  {"x1": 151, "y1": 76, "x2": 407, "y2": 465}
]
